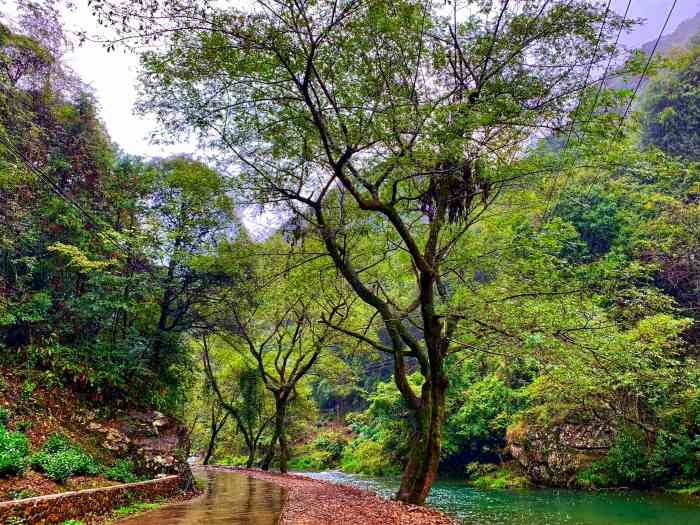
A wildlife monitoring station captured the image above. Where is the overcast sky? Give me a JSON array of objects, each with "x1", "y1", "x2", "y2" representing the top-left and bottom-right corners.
[{"x1": 50, "y1": 0, "x2": 699, "y2": 159}]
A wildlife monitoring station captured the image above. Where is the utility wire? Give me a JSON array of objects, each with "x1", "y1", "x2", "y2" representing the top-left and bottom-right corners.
[
  {"x1": 580, "y1": 0, "x2": 677, "y2": 200},
  {"x1": 540, "y1": 0, "x2": 613, "y2": 219},
  {"x1": 614, "y1": 0, "x2": 678, "y2": 139}
]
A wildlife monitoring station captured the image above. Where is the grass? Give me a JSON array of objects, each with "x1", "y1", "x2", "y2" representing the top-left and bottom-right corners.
[{"x1": 113, "y1": 500, "x2": 165, "y2": 516}]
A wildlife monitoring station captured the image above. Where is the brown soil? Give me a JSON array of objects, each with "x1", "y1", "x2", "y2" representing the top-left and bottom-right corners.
[{"x1": 211, "y1": 466, "x2": 459, "y2": 525}]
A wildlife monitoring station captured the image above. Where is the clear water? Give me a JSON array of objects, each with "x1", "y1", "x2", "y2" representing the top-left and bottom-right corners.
[
  {"x1": 116, "y1": 470, "x2": 284, "y2": 524},
  {"x1": 304, "y1": 470, "x2": 700, "y2": 525}
]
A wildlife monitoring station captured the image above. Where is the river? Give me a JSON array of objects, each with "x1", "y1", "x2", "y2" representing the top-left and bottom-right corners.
[{"x1": 304, "y1": 470, "x2": 700, "y2": 525}]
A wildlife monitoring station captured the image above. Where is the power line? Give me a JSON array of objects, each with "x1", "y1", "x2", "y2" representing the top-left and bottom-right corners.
[
  {"x1": 580, "y1": 0, "x2": 677, "y2": 200},
  {"x1": 545, "y1": 0, "x2": 678, "y2": 218},
  {"x1": 562, "y1": 0, "x2": 614, "y2": 152},
  {"x1": 614, "y1": 0, "x2": 678, "y2": 139},
  {"x1": 540, "y1": 0, "x2": 614, "y2": 219}
]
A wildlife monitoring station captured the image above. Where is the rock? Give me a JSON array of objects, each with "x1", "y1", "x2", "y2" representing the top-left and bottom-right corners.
[
  {"x1": 89, "y1": 410, "x2": 193, "y2": 490},
  {"x1": 506, "y1": 419, "x2": 612, "y2": 487}
]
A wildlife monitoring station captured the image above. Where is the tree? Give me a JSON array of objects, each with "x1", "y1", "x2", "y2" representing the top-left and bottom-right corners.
[
  {"x1": 202, "y1": 399, "x2": 229, "y2": 465},
  {"x1": 201, "y1": 340, "x2": 273, "y2": 468},
  {"x1": 143, "y1": 157, "x2": 236, "y2": 371},
  {"x1": 92, "y1": 0, "x2": 634, "y2": 503},
  {"x1": 642, "y1": 39, "x2": 700, "y2": 160}
]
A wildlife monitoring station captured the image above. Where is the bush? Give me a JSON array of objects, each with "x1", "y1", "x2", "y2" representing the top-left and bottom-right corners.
[
  {"x1": 340, "y1": 438, "x2": 400, "y2": 477},
  {"x1": 466, "y1": 462, "x2": 529, "y2": 489},
  {"x1": 0, "y1": 407, "x2": 8, "y2": 426},
  {"x1": 101, "y1": 460, "x2": 139, "y2": 483},
  {"x1": 0, "y1": 425, "x2": 29, "y2": 476},
  {"x1": 43, "y1": 432, "x2": 71, "y2": 453},
  {"x1": 31, "y1": 434, "x2": 97, "y2": 483},
  {"x1": 577, "y1": 429, "x2": 649, "y2": 488}
]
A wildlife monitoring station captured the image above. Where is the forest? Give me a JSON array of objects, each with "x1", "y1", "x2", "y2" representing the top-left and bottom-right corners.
[{"x1": 0, "y1": 0, "x2": 699, "y2": 520}]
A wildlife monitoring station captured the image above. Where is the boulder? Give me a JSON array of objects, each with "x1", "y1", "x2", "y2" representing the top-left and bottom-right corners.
[
  {"x1": 91, "y1": 410, "x2": 193, "y2": 490},
  {"x1": 506, "y1": 419, "x2": 613, "y2": 486}
]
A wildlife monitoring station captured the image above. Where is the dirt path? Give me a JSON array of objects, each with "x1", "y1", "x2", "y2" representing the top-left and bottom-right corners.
[{"x1": 205, "y1": 466, "x2": 458, "y2": 525}]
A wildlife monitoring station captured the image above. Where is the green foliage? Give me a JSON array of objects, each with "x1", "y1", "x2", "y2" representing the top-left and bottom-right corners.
[
  {"x1": 445, "y1": 374, "x2": 524, "y2": 461},
  {"x1": 642, "y1": 42, "x2": 700, "y2": 160},
  {"x1": 289, "y1": 430, "x2": 348, "y2": 471},
  {"x1": 101, "y1": 460, "x2": 139, "y2": 483},
  {"x1": 0, "y1": 425, "x2": 29, "y2": 476},
  {"x1": 466, "y1": 463, "x2": 529, "y2": 489},
  {"x1": 113, "y1": 501, "x2": 163, "y2": 516},
  {"x1": 6, "y1": 488, "x2": 37, "y2": 500},
  {"x1": 578, "y1": 426, "x2": 700, "y2": 489},
  {"x1": 42, "y1": 432, "x2": 70, "y2": 454},
  {"x1": 0, "y1": 407, "x2": 8, "y2": 426},
  {"x1": 340, "y1": 437, "x2": 401, "y2": 477},
  {"x1": 30, "y1": 434, "x2": 97, "y2": 484}
]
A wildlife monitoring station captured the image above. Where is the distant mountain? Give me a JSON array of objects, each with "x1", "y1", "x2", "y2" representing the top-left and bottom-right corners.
[
  {"x1": 640, "y1": 10, "x2": 700, "y2": 55},
  {"x1": 607, "y1": 10, "x2": 700, "y2": 93}
]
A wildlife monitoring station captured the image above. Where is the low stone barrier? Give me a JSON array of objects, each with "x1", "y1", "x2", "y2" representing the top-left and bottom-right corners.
[{"x1": 0, "y1": 475, "x2": 182, "y2": 524}]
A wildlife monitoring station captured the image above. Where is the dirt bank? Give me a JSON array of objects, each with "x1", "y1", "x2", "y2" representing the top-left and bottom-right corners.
[{"x1": 206, "y1": 466, "x2": 458, "y2": 525}]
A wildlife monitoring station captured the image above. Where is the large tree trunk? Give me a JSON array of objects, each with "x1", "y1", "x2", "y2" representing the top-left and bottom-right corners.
[{"x1": 395, "y1": 377, "x2": 447, "y2": 505}]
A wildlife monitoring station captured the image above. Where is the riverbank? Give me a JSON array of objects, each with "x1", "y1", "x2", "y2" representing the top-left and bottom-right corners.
[{"x1": 204, "y1": 466, "x2": 458, "y2": 525}]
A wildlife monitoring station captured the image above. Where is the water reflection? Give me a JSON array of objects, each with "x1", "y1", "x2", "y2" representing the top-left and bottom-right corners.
[{"x1": 116, "y1": 469, "x2": 284, "y2": 525}]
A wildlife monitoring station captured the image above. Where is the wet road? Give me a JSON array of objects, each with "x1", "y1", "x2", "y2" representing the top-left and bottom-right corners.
[{"x1": 116, "y1": 469, "x2": 284, "y2": 525}]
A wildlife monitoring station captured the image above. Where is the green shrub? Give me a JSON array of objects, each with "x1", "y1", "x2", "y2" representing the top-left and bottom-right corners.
[
  {"x1": 6, "y1": 488, "x2": 37, "y2": 500},
  {"x1": 0, "y1": 407, "x2": 9, "y2": 426},
  {"x1": 466, "y1": 462, "x2": 529, "y2": 489},
  {"x1": 312, "y1": 431, "x2": 347, "y2": 462},
  {"x1": 101, "y1": 460, "x2": 139, "y2": 483},
  {"x1": 340, "y1": 438, "x2": 400, "y2": 477},
  {"x1": 218, "y1": 455, "x2": 249, "y2": 466},
  {"x1": 15, "y1": 420, "x2": 32, "y2": 432},
  {"x1": 42, "y1": 433, "x2": 71, "y2": 454},
  {"x1": 577, "y1": 429, "x2": 649, "y2": 488},
  {"x1": 30, "y1": 434, "x2": 97, "y2": 483},
  {"x1": 20, "y1": 379, "x2": 35, "y2": 401},
  {"x1": 287, "y1": 450, "x2": 331, "y2": 471},
  {"x1": 0, "y1": 425, "x2": 29, "y2": 476}
]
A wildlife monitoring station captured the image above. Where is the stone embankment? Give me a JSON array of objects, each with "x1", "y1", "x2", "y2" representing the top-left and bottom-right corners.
[{"x1": 0, "y1": 475, "x2": 181, "y2": 524}]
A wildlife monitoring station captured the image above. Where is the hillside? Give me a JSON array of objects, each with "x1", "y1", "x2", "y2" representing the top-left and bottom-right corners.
[{"x1": 0, "y1": 366, "x2": 189, "y2": 502}]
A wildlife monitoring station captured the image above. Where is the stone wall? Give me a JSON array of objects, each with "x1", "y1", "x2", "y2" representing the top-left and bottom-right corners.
[{"x1": 0, "y1": 475, "x2": 182, "y2": 524}]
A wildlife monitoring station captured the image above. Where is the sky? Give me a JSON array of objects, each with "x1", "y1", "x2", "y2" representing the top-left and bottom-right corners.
[
  {"x1": 53, "y1": 0, "x2": 700, "y2": 159},
  {"x1": 3, "y1": 0, "x2": 700, "y2": 233}
]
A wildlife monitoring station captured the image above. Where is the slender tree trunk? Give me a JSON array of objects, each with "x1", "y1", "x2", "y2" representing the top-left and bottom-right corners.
[
  {"x1": 261, "y1": 432, "x2": 277, "y2": 471},
  {"x1": 245, "y1": 445, "x2": 257, "y2": 468},
  {"x1": 203, "y1": 407, "x2": 228, "y2": 465},
  {"x1": 260, "y1": 395, "x2": 289, "y2": 472},
  {"x1": 395, "y1": 377, "x2": 447, "y2": 505},
  {"x1": 276, "y1": 401, "x2": 289, "y2": 474}
]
